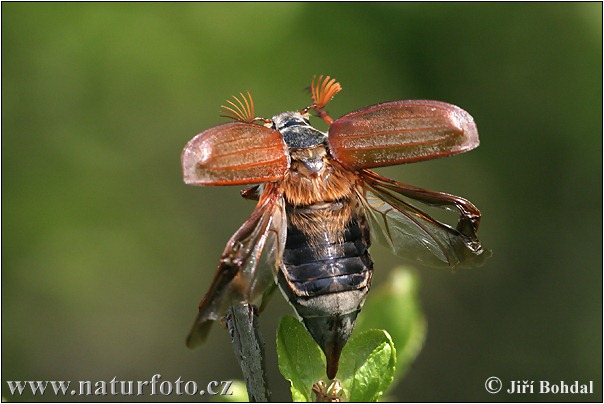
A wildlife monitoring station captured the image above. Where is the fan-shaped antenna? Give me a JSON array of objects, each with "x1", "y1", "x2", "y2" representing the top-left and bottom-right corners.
[
  {"x1": 301, "y1": 75, "x2": 342, "y2": 124},
  {"x1": 311, "y1": 75, "x2": 342, "y2": 110},
  {"x1": 220, "y1": 91, "x2": 256, "y2": 123}
]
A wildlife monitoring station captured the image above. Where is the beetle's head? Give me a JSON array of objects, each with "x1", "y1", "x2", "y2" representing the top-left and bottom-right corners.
[{"x1": 271, "y1": 111, "x2": 326, "y2": 149}]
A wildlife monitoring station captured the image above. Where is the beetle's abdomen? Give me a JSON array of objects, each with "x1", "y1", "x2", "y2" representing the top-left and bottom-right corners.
[
  {"x1": 278, "y1": 200, "x2": 373, "y2": 379},
  {"x1": 282, "y1": 216, "x2": 372, "y2": 296}
]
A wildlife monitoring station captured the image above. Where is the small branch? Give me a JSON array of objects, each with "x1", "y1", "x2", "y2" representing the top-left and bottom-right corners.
[{"x1": 225, "y1": 303, "x2": 271, "y2": 402}]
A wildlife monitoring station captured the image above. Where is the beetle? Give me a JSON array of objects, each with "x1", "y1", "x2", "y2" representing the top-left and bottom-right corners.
[{"x1": 181, "y1": 75, "x2": 489, "y2": 379}]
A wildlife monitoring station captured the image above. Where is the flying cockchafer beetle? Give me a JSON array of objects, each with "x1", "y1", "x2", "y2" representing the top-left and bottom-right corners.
[{"x1": 181, "y1": 75, "x2": 489, "y2": 379}]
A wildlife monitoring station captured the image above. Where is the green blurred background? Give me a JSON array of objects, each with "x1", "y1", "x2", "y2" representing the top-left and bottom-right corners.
[{"x1": 2, "y1": 3, "x2": 601, "y2": 402}]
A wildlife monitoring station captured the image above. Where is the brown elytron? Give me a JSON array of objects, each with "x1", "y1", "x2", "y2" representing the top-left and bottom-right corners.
[{"x1": 182, "y1": 75, "x2": 489, "y2": 379}]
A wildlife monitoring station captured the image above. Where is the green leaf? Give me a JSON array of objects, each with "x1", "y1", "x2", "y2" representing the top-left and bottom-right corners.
[
  {"x1": 355, "y1": 267, "x2": 426, "y2": 384},
  {"x1": 276, "y1": 316, "x2": 326, "y2": 402},
  {"x1": 338, "y1": 329, "x2": 396, "y2": 402},
  {"x1": 276, "y1": 267, "x2": 425, "y2": 401}
]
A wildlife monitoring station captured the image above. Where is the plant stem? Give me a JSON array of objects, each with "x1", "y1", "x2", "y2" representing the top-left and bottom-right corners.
[{"x1": 226, "y1": 303, "x2": 271, "y2": 402}]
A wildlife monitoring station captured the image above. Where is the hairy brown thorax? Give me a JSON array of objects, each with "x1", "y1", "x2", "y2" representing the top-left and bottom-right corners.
[
  {"x1": 281, "y1": 145, "x2": 358, "y2": 247},
  {"x1": 282, "y1": 146, "x2": 357, "y2": 206}
]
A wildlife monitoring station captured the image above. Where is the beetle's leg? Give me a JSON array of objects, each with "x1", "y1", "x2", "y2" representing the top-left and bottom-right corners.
[{"x1": 241, "y1": 185, "x2": 261, "y2": 201}]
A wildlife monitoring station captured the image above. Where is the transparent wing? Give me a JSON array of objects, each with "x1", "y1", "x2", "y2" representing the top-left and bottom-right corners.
[
  {"x1": 357, "y1": 170, "x2": 490, "y2": 269},
  {"x1": 186, "y1": 183, "x2": 286, "y2": 348}
]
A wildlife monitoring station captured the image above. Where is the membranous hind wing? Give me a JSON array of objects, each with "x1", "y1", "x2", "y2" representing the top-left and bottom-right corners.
[
  {"x1": 357, "y1": 170, "x2": 489, "y2": 268},
  {"x1": 186, "y1": 183, "x2": 286, "y2": 348}
]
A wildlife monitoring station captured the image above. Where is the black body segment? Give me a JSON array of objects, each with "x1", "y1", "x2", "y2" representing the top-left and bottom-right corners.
[
  {"x1": 281, "y1": 216, "x2": 372, "y2": 295},
  {"x1": 278, "y1": 201, "x2": 374, "y2": 379}
]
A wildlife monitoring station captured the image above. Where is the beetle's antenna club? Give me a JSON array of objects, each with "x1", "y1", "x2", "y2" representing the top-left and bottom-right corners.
[
  {"x1": 312, "y1": 75, "x2": 342, "y2": 109},
  {"x1": 301, "y1": 75, "x2": 342, "y2": 125},
  {"x1": 221, "y1": 91, "x2": 266, "y2": 124}
]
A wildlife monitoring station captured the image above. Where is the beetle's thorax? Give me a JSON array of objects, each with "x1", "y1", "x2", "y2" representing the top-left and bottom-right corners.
[
  {"x1": 281, "y1": 146, "x2": 357, "y2": 209},
  {"x1": 272, "y1": 111, "x2": 357, "y2": 207}
]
